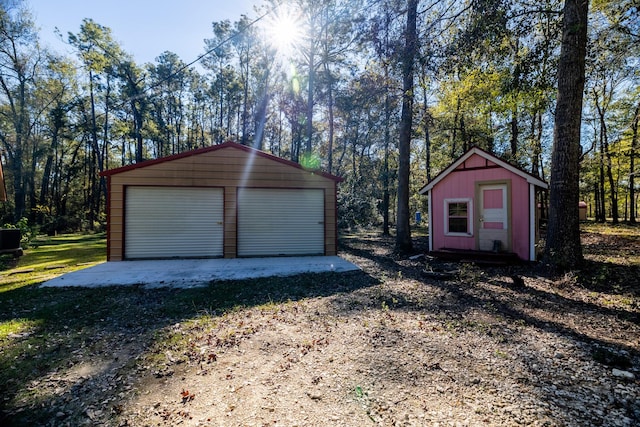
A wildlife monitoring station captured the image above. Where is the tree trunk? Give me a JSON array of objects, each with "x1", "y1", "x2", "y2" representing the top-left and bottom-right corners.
[
  {"x1": 40, "y1": 150, "x2": 54, "y2": 215},
  {"x1": 628, "y1": 103, "x2": 639, "y2": 223},
  {"x1": 423, "y1": 87, "x2": 432, "y2": 182},
  {"x1": 218, "y1": 72, "x2": 225, "y2": 143},
  {"x1": 544, "y1": 0, "x2": 588, "y2": 269},
  {"x1": 304, "y1": 7, "x2": 319, "y2": 156},
  {"x1": 531, "y1": 111, "x2": 541, "y2": 176},
  {"x1": 594, "y1": 183, "x2": 600, "y2": 221},
  {"x1": 594, "y1": 89, "x2": 619, "y2": 223},
  {"x1": 510, "y1": 106, "x2": 518, "y2": 159},
  {"x1": 537, "y1": 113, "x2": 545, "y2": 181},
  {"x1": 451, "y1": 95, "x2": 460, "y2": 159},
  {"x1": 133, "y1": 100, "x2": 144, "y2": 162},
  {"x1": 325, "y1": 63, "x2": 335, "y2": 174},
  {"x1": 306, "y1": 50, "x2": 315, "y2": 155},
  {"x1": 88, "y1": 72, "x2": 101, "y2": 230},
  {"x1": 253, "y1": 85, "x2": 269, "y2": 150},
  {"x1": 460, "y1": 115, "x2": 469, "y2": 152},
  {"x1": 602, "y1": 120, "x2": 618, "y2": 224},
  {"x1": 39, "y1": 112, "x2": 62, "y2": 224},
  {"x1": 598, "y1": 136, "x2": 606, "y2": 222},
  {"x1": 382, "y1": 89, "x2": 391, "y2": 236},
  {"x1": 396, "y1": 0, "x2": 417, "y2": 253},
  {"x1": 381, "y1": 7, "x2": 392, "y2": 237},
  {"x1": 28, "y1": 141, "x2": 38, "y2": 223},
  {"x1": 241, "y1": 49, "x2": 250, "y2": 145},
  {"x1": 10, "y1": 144, "x2": 25, "y2": 221}
]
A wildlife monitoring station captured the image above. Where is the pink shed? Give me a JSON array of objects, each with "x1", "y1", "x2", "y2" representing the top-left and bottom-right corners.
[{"x1": 419, "y1": 147, "x2": 548, "y2": 261}]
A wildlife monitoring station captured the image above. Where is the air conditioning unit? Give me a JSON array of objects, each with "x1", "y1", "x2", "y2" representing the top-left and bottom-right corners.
[{"x1": 0, "y1": 229, "x2": 23, "y2": 257}]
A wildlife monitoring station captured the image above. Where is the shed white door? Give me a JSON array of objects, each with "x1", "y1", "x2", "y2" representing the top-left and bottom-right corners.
[
  {"x1": 237, "y1": 188, "x2": 324, "y2": 256},
  {"x1": 125, "y1": 187, "x2": 224, "y2": 259},
  {"x1": 478, "y1": 184, "x2": 509, "y2": 251}
]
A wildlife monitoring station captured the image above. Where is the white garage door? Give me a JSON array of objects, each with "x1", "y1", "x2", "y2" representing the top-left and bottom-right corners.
[
  {"x1": 237, "y1": 188, "x2": 324, "y2": 256},
  {"x1": 125, "y1": 187, "x2": 224, "y2": 259}
]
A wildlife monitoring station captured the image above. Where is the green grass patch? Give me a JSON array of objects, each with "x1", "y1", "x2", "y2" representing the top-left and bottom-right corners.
[
  {"x1": 581, "y1": 222, "x2": 640, "y2": 238},
  {"x1": 580, "y1": 222, "x2": 640, "y2": 267},
  {"x1": 0, "y1": 233, "x2": 106, "y2": 293},
  {"x1": 412, "y1": 225, "x2": 429, "y2": 237},
  {"x1": 0, "y1": 233, "x2": 372, "y2": 423},
  {"x1": 0, "y1": 318, "x2": 42, "y2": 341},
  {"x1": 0, "y1": 275, "x2": 369, "y2": 422}
]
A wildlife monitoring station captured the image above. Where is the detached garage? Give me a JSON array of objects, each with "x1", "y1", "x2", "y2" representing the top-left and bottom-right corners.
[{"x1": 101, "y1": 142, "x2": 342, "y2": 261}]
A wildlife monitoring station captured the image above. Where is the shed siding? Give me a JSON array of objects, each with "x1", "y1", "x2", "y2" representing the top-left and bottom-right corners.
[
  {"x1": 105, "y1": 145, "x2": 338, "y2": 260},
  {"x1": 431, "y1": 153, "x2": 531, "y2": 260},
  {"x1": 457, "y1": 155, "x2": 496, "y2": 169}
]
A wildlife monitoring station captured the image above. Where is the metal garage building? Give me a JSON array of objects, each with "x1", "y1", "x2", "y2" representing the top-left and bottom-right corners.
[{"x1": 101, "y1": 142, "x2": 342, "y2": 261}]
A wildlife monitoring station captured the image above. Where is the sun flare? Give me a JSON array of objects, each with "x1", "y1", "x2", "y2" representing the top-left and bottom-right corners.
[{"x1": 264, "y1": 6, "x2": 305, "y2": 56}]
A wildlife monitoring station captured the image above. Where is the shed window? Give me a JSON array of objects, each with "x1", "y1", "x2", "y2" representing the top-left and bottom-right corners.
[{"x1": 444, "y1": 198, "x2": 473, "y2": 236}]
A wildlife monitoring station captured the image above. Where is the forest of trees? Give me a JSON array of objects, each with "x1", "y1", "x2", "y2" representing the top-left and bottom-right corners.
[{"x1": 0, "y1": 0, "x2": 638, "y2": 249}]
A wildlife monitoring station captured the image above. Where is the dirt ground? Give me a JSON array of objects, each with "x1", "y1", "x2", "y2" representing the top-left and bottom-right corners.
[
  {"x1": 6, "y1": 230, "x2": 640, "y2": 426},
  {"x1": 113, "y1": 232, "x2": 639, "y2": 427}
]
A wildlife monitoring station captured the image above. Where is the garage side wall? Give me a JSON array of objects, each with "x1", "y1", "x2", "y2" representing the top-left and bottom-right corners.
[{"x1": 105, "y1": 146, "x2": 338, "y2": 260}]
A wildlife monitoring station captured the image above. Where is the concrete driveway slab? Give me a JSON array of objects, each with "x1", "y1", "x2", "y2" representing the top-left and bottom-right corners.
[{"x1": 40, "y1": 256, "x2": 360, "y2": 288}]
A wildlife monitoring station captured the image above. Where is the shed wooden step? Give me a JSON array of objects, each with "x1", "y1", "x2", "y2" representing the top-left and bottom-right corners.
[{"x1": 429, "y1": 249, "x2": 521, "y2": 265}]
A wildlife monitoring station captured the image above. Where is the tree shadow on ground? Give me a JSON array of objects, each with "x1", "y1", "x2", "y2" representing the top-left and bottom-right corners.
[
  {"x1": 340, "y1": 234, "x2": 639, "y2": 329},
  {"x1": 336, "y1": 233, "x2": 640, "y2": 424},
  {"x1": 575, "y1": 259, "x2": 640, "y2": 299},
  {"x1": 579, "y1": 229, "x2": 640, "y2": 298},
  {"x1": 2, "y1": 230, "x2": 638, "y2": 425},
  {"x1": 0, "y1": 269, "x2": 378, "y2": 425}
]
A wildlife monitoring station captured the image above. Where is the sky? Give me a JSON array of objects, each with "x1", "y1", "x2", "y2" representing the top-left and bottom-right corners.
[{"x1": 27, "y1": 0, "x2": 260, "y2": 66}]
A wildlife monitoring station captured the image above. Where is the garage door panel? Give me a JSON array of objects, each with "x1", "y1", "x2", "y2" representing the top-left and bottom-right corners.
[
  {"x1": 237, "y1": 188, "x2": 324, "y2": 256},
  {"x1": 125, "y1": 187, "x2": 223, "y2": 259}
]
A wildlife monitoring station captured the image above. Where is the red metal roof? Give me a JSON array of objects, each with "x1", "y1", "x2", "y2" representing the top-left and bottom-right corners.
[{"x1": 100, "y1": 141, "x2": 343, "y2": 182}]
